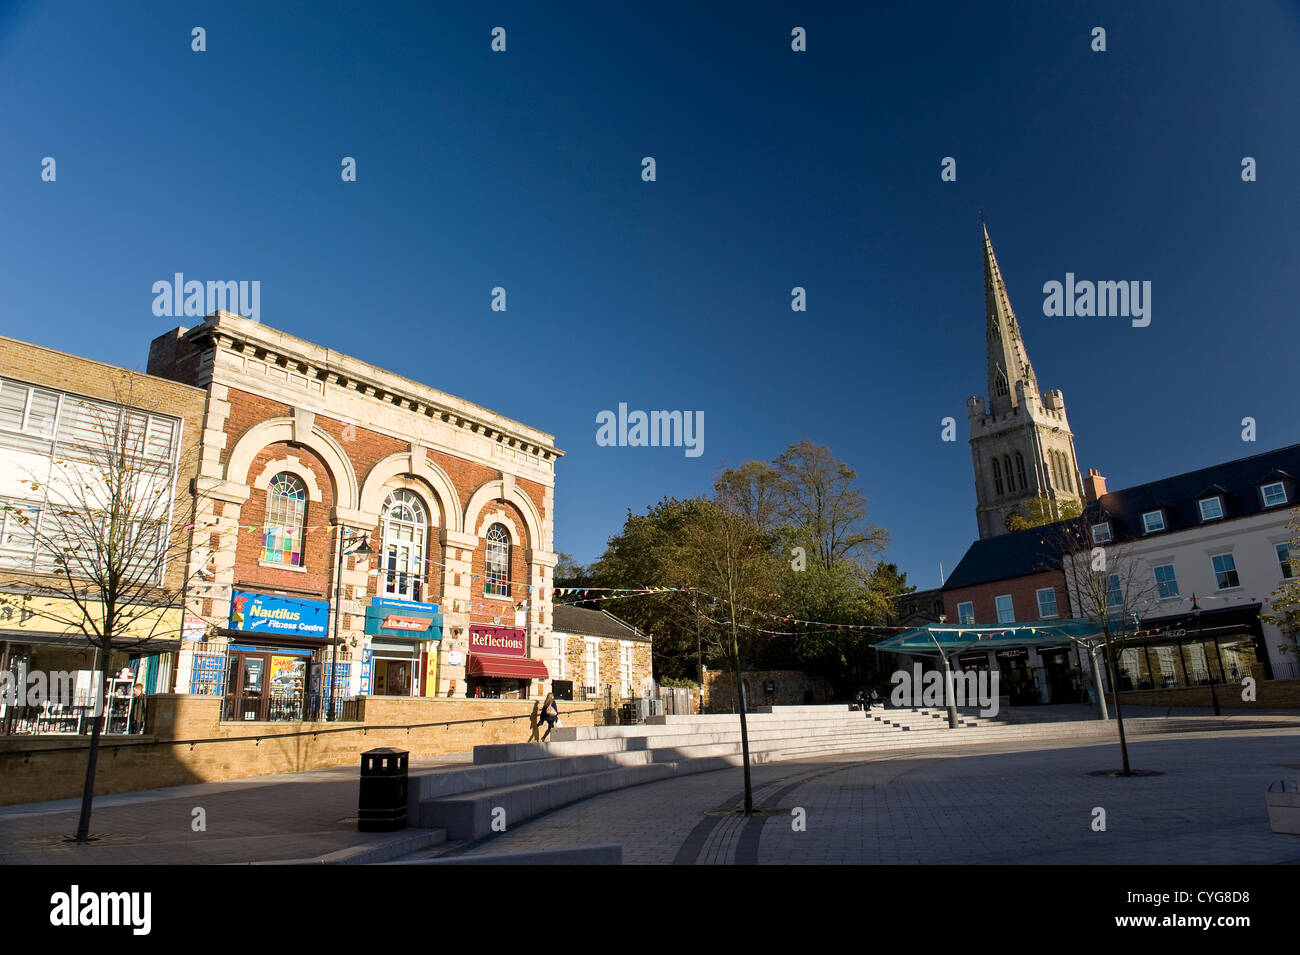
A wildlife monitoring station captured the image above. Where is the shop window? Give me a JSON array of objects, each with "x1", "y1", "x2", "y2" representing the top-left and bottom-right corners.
[
  {"x1": 381, "y1": 489, "x2": 427, "y2": 601},
  {"x1": 1154, "y1": 563, "x2": 1179, "y2": 598},
  {"x1": 484, "y1": 523, "x2": 511, "y2": 597},
  {"x1": 1211, "y1": 553, "x2": 1240, "y2": 590},
  {"x1": 264, "y1": 473, "x2": 307, "y2": 566}
]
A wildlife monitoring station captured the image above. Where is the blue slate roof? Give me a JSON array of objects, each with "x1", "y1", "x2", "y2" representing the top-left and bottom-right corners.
[{"x1": 944, "y1": 443, "x2": 1300, "y2": 591}]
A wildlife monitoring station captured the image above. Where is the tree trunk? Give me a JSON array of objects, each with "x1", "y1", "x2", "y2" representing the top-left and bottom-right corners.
[
  {"x1": 1102, "y1": 632, "x2": 1132, "y2": 775},
  {"x1": 733, "y1": 647, "x2": 753, "y2": 814},
  {"x1": 75, "y1": 654, "x2": 109, "y2": 842}
]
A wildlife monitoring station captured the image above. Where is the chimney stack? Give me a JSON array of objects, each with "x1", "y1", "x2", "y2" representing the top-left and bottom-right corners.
[{"x1": 1083, "y1": 468, "x2": 1108, "y2": 502}]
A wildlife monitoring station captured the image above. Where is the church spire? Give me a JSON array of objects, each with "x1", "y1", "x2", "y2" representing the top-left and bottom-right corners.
[{"x1": 983, "y1": 222, "x2": 1037, "y2": 414}]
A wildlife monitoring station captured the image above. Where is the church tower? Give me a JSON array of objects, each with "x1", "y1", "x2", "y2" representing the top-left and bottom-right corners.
[{"x1": 967, "y1": 223, "x2": 1085, "y2": 538}]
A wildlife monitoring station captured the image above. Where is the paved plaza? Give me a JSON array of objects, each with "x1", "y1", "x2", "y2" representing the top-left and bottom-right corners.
[
  {"x1": 423, "y1": 729, "x2": 1300, "y2": 865},
  {"x1": 2, "y1": 729, "x2": 1298, "y2": 865}
]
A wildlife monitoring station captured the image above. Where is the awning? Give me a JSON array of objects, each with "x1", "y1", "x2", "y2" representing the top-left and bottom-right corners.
[
  {"x1": 873, "y1": 618, "x2": 1116, "y2": 657},
  {"x1": 467, "y1": 653, "x2": 549, "y2": 679}
]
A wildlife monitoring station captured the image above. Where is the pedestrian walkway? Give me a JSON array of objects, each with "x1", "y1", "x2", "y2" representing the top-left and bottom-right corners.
[{"x1": 0, "y1": 752, "x2": 472, "y2": 865}]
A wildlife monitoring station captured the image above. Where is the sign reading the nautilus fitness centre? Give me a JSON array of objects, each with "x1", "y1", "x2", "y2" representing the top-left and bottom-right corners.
[
  {"x1": 469, "y1": 625, "x2": 526, "y2": 657},
  {"x1": 229, "y1": 590, "x2": 329, "y2": 638}
]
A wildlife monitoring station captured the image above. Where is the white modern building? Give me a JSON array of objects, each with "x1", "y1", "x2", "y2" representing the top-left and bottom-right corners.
[{"x1": 1062, "y1": 444, "x2": 1299, "y2": 690}]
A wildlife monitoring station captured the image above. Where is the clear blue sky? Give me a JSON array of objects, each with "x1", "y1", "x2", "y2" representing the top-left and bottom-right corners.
[{"x1": 2, "y1": 1, "x2": 1298, "y2": 591}]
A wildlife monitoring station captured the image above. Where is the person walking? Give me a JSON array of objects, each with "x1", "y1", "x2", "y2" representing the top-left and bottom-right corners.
[{"x1": 538, "y1": 692, "x2": 560, "y2": 741}]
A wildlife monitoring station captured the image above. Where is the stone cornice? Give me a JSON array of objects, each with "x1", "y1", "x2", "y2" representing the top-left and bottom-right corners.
[{"x1": 181, "y1": 312, "x2": 564, "y2": 461}]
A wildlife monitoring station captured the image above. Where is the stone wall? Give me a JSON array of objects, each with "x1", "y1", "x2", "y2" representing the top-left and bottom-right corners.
[
  {"x1": 1118, "y1": 679, "x2": 1300, "y2": 710},
  {"x1": 0, "y1": 694, "x2": 600, "y2": 807},
  {"x1": 703, "y1": 668, "x2": 835, "y2": 713}
]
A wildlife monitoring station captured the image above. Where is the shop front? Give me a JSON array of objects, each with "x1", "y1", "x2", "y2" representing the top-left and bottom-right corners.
[
  {"x1": 222, "y1": 590, "x2": 330, "y2": 722},
  {"x1": 465, "y1": 625, "x2": 547, "y2": 699},
  {"x1": 1, "y1": 597, "x2": 180, "y2": 735},
  {"x1": 1115, "y1": 604, "x2": 1268, "y2": 690},
  {"x1": 364, "y1": 597, "x2": 442, "y2": 697}
]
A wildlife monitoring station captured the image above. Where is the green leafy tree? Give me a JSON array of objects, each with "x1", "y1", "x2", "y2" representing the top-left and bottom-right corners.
[{"x1": 1005, "y1": 496, "x2": 1083, "y2": 532}]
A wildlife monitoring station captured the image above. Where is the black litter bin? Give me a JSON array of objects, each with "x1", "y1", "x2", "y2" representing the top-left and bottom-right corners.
[{"x1": 358, "y1": 747, "x2": 408, "y2": 832}]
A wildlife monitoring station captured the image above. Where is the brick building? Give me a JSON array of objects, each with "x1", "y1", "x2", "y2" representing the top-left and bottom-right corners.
[
  {"x1": 942, "y1": 527, "x2": 1080, "y2": 705},
  {"x1": 146, "y1": 312, "x2": 563, "y2": 720},
  {"x1": 0, "y1": 336, "x2": 207, "y2": 732},
  {"x1": 548, "y1": 604, "x2": 653, "y2": 703}
]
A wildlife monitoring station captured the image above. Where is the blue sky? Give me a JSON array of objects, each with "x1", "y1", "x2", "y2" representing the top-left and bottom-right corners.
[{"x1": 2, "y1": 1, "x2": 1298, "y2": 590}]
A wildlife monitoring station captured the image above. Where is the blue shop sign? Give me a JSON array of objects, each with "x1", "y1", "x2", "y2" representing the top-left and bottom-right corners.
[
  {"x1": 365, "y1": 597, "x2": 442, "y2": 640},
  {"x1": 229, "y1": 590, "x2": 330, "y2": 638}
]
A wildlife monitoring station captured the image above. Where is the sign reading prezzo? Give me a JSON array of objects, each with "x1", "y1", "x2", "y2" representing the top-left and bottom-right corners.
[
  {"x1": 469, "y1": 626, "x2": 526, "y2": 657},
  {"x1": 228, "y1": 590, "x2": 329, "y2": 637}
]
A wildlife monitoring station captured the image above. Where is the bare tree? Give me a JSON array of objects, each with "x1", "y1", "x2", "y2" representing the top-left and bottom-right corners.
[
  {"x1": 0, "y1": 383, "x2": 211, "y2": 842},
  {"x1": 676, "y1": 498, "x2": 780, "y2": 814},
  {"x1": 1046, "y1": 520, "x2": 1160, "y2": 775}
]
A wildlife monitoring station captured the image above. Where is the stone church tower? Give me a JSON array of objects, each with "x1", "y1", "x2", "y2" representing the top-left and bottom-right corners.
[{"x1": 967, "y1": 224, "x2": 1085, "y2": 538}]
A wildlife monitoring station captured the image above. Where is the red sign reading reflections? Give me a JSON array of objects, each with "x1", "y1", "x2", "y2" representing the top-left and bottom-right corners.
[
  {"x1": 381, "y1": 615, "x2": 431, "y2": 632},
  {"x1": 469, "y1": 626, "x2": 526, "y2": 657}
]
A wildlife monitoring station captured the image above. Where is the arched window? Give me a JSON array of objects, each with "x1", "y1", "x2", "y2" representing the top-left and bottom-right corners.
[
  {"x1": 1003, "y1": 455, "x2": 1015, "y2": 492},
  {"x1": 992, "y1": 458, "x2": 1004, "y2": 496},
  {"x1": 265, "y1": 473, "x2": 307, "y2": 566},
  {"x1": 1015, "y1": 452, "x2": 1028, "y2": 492},
  {"x1": 1049, "y1": 451, "x2": 1060, "y2": 489},
  {"x1": 485, "y1": 523, "x2": 511, "y2": 597},
  {"x1": 381, "y1": 489, "x2": 427, "y2": 601}
]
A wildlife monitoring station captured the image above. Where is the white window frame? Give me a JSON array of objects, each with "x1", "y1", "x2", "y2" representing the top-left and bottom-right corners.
[
  {"x1": 1153, "y1": 563, "x2": 1179, "y2": 599},
  {"x1": 1277, "y1": 543, "x2": 1294, "y2": 581},
  {"x1": 1198, "y1": 496, "x2": 1223, "y2": 521},
  {"x1": 380, "y1": 489, "x2": 427, "y2": 601},
  {"x1": 1091, "y1": 522, "x2": 1112, "y2": 544},
  {"x1": 583, "y1": 637, "x2": 599, "y2": 696},
  {"x1": 956, "y1": 601, "x2": 975, "y2": 625},
  {"x1": 1210, "y1": 552, "x2": 1240, "y2": 590},
  {"x1": 551, "y1": 634, "x2": 566, "y2": 680},
  {"x1": 1105, "y1": 574, "x2": 1124, "y2": 609},
  {"x1": 1141, "y1": 510, "x2": 1165, "y2": 533},
  {"x1": 1035, "y1": 588, "x2": 1058, "y2": 619},
  {"x1": 1260, "y1": 482, "x2": 1287, "y2": 508},
  {"x1": 619, "y1": 640, "x2": 634, "y2": 698},
  {"x1": 995, "y1": 595, "x2": 1015, "y2": 624}
]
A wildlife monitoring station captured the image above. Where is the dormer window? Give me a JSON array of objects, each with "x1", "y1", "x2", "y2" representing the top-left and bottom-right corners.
[
  {"x1": 1141, "y1": 510, "x2": 1165, "y2": 534},
  {"x1": 1091, "y1": 521, "x2": 1112, "y2": 544},
  {"x1": 1260, "y1": 482, "x2": 1287, "y2": 508},
  {"x1": 1198, "y1": 497, "x2": 1224, "y2": 521}
]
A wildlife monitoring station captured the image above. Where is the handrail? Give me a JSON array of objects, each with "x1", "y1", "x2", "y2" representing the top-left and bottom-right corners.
[{"x1": 0, "y1": 706, "x2": 603, "y2": 758}]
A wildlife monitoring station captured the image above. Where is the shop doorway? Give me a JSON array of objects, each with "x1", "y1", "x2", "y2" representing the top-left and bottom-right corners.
[
  {"x1": 225, "y1": 648, "x2": 312, "y2": 721},
  {"x1": 373, "y1": 657, "x2": 415, "y2": 696}
]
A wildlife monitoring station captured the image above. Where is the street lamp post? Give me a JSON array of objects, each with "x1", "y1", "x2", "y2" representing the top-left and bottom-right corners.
[
  {"x1": 1193, "y1": 594, "x2": 1220, "y2": 716},
  {"x1": 328, "y1": 528, "x2": 371, "y2": 721}
]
